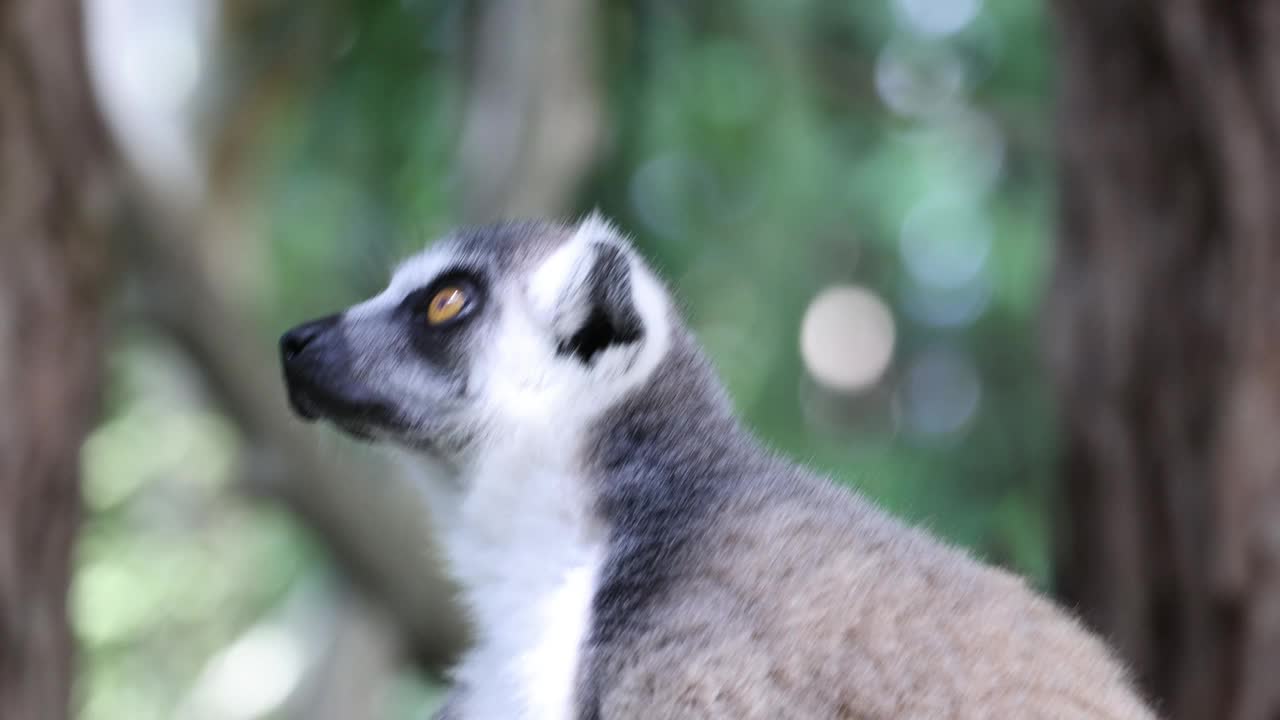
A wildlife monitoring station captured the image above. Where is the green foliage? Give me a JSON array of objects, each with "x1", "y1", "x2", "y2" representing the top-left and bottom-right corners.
[
  {"x1": 583, "y1": 0, "x2": 1055, "y2": 577},
  {"x1": 76, "y1": 334, "x2": 317, "y2": 718}
]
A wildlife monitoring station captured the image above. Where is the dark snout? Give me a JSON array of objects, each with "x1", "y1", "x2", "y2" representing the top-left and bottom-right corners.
[
  {"x1": 280, "y1": 315, "x2": 341, "y2": 420},
  {"x1": 279, "y1": 314, "x2": 394, "y2": 435}
]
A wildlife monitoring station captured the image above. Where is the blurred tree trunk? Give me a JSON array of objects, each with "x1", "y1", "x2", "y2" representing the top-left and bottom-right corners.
[
  {"x1": 1049, "y1": 2, "x2": 1280, "y2": 719},
  {"x1": 457, "y1": 0, "x2": 602, "y2": 222},
  {"x1": 0, "y1": 1, "x2": 114, "y2": 719}
]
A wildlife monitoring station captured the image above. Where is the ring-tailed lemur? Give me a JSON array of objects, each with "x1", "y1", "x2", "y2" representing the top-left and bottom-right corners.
[{"x1": 280, "y1": 215, "x2": 1155, "y2": 719}]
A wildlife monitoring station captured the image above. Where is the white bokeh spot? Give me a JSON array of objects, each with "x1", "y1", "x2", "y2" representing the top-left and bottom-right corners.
[{"x1": 800, "y1": 286, "x2": 896, "y2": 394}]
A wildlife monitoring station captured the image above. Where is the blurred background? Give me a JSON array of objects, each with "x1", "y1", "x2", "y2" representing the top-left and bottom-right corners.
[
  {"x1": 3, "y1": 1, "x2": 1277, "y2": 719},
  {"x1": 76, "y1": 1, "x2": 1055, "y2": 716}
]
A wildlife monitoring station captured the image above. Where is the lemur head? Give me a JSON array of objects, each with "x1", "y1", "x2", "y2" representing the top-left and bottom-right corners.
[{"x1": 279, "y1": 214, "x2": 673, "y2": 467}]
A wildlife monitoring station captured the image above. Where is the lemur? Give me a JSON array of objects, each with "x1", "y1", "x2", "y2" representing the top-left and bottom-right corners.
[{"x1": 280, "y1": 215, "x2": 1156, "y2": 719}]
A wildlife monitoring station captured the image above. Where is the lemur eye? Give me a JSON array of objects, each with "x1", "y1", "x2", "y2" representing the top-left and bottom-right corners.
[{"x1": 426, "y1": 287, "x2": 467, "y2": 325}]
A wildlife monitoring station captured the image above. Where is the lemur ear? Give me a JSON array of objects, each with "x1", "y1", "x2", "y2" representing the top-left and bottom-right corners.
[{"x1": 530, "y1": 232, "x2": 644, "y2": 365}]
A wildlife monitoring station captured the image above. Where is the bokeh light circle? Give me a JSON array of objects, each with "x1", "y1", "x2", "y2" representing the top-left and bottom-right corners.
[{"x1": 800, "y1": 285, "x2": 896, "y2": 394}]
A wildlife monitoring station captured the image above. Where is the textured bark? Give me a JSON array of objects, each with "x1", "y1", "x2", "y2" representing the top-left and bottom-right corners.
[
  {"x1": 0, "y1": 1, "x2": 114, "y2": 719},
  {"x1": 1049, "y1": 2, "x2": 1280, "y2": 719}
]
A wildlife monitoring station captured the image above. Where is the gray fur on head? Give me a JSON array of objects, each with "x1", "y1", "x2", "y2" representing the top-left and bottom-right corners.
[{"x1": 281, "y1": 214, "x2": 670, "y2": 466}]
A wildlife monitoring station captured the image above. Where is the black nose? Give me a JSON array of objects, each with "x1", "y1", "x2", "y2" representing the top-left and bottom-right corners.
[{"x1": 281, "y1": 315, "x2": 339, "y2": 362}]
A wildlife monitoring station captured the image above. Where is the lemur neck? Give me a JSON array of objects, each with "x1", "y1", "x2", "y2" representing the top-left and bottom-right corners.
[
  {"x1": 427, "y1": 331, "x2": 746, "y2": 604},
  {"x1": 586, "y1": 331, "x2": 751, "y2": 484},
  {"x1": 432, "y1": 436, "x2": 605, "y2": 720},
  {"x1": 411, "y1": 334, "x2": 759, "y2": 718},
  {"x1": 432, "y1": 433, "x2": 603, "y2": 580}
]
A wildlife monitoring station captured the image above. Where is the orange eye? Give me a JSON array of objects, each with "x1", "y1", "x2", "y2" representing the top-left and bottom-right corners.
[{"x1": 426, "y1": 286, "x2": 467, "y2": 325}]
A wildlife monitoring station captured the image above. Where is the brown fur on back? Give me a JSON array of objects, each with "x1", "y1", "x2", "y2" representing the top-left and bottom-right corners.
[{"x1": 597, "y1": 471, "x2": 1156, "y2": 719}]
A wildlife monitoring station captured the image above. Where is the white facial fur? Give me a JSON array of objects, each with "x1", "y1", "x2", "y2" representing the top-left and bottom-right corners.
[
  {"x1": 483, "y1": 216, "x2": 672, "y2": 449},
  {"x1": 377, "y1": 216, "x2": 673, "y2": 720}
]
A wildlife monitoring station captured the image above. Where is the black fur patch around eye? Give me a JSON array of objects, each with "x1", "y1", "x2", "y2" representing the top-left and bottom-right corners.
[
  {"x1": 557, "y1": 244, "x2": 644, "y2": 364},
  {"x1": 399, "y1": 269, "x2": 486, "y2": 370},
  {"x1": 400, "y1": 269, "x2": 484, "y2": 325}
]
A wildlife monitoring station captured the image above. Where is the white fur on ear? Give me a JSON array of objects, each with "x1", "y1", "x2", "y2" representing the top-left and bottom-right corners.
[
  {"x1": 526, "y1": 213, "x2": 671, "y2": 389},
  {"x1": 527, "y1": 214, "x2": 628, "y2": 337},
  {"x1": 574, "y1": 210, "x2": 626, "y2": 247},
  {"x1": 528, "y1": 237, "x2": 593, "y2": 337}
]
